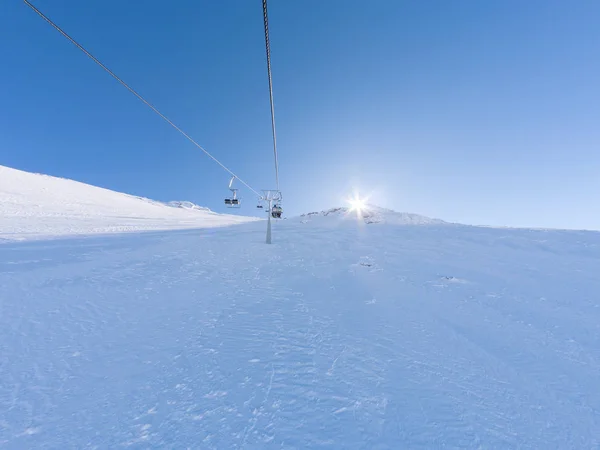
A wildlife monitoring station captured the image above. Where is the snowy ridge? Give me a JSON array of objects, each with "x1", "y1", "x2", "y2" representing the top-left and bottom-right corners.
[
  {"x1": 0, "y1": 165, "x2": 256, "y2": 240},
  {"x1": 299, "y1": 205, "x2": 446, "y2": 225},
  {"x1": 166, "y1": 200, "x2": 212, "y2": 211}
]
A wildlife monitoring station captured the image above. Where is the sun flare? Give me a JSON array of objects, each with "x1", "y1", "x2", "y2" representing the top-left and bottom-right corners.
[{"x1": 347, "y1": 194, "x2": 368, "y2": 213}]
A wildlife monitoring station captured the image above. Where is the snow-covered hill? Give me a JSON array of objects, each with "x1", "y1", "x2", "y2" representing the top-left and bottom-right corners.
[
  {"x1": 0, "y1": 165, "x2": 256, "y2": 240},
  {"x1": 2, "y1": 168, "x2": 600, "y2": 448},
  {"x1": 299, "y1": 205, "x2": 446, "y2": 225}
]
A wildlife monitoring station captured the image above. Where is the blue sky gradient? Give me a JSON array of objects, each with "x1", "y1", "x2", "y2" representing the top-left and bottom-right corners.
[{"x1": 2, "y1": 0, "x2": 600, "y2": 229}]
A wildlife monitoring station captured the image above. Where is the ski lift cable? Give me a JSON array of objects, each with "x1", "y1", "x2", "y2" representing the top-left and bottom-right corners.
[
  {"x1": 23, "y1": 0, "x2": 262, "y2": 198},
  {"x1": 262, "y1": 0, "x2": 280, "y2": 192}
]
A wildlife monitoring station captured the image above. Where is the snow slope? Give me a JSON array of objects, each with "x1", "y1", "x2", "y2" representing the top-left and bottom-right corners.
[
  {"x1": 2, "y1": 203, "x2": 600, "y2": 448},
  {"x1": 299, "y1": 205, "x2": 447, "y2": 225},
  {"x1": 0, "y1": 165, "x2": 256, "y2": 240}
]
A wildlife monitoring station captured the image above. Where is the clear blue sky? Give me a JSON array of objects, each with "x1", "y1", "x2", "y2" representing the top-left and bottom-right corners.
[{"x1": 2, "y1": 0, "x2": 600, "y2": 229}]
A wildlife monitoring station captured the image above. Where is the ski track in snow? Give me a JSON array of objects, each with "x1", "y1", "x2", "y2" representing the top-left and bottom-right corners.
[{"x1": 2, "y1": 220, "x2": 600, "y2": 448}]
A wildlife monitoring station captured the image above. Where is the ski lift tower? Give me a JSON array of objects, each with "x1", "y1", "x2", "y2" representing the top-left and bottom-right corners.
[{"x1": 259, "y1": 189, "x2": 282, "y2": 244}]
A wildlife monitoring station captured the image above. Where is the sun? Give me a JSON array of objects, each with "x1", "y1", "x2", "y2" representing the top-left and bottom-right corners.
[
  {"x1": 347, "y1": 193, "x2": 367, "y2": 213},
  {"x1": 348, "y1": 197, "x2": 366, "y2": 212}
]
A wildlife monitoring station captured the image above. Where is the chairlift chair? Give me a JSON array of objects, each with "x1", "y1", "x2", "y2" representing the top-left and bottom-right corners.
[
  {"x1": 271, "y1": 204, "x2": 282, "y2": 219},
  {"x1": 224, "y1": 176, "x2": 241, "y2": 208}
]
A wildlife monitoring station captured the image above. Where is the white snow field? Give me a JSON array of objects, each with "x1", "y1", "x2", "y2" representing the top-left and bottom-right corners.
[
  {"x1": 0, "y1": 165, "x2": 256, "y2": 241},
  {"x1": 2, "y1": 172, "x2": 600, "y2": 448}
]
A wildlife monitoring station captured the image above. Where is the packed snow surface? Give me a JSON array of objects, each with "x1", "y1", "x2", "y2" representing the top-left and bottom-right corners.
[
  {"x1": 0, "y1": 165, "x2": 255, "y2": 240},
  {"x1": 2, "y1": 204, "x2": 600, "y2": 448},
  {"x1": 2, "y1": 167, "x2": 600, "y2": 447}
]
